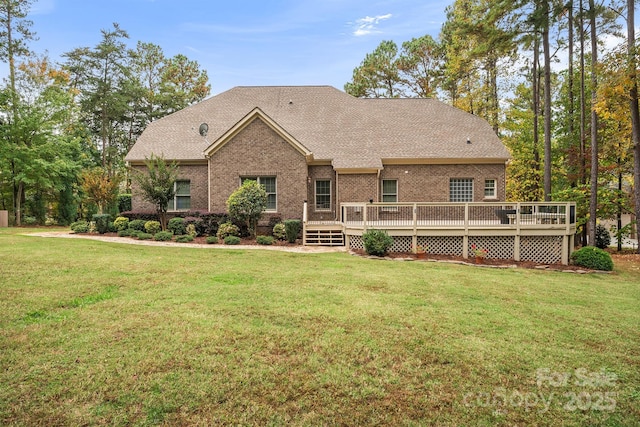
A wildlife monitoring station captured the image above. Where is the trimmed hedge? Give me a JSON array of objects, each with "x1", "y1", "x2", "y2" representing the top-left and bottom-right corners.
[
  {"x1": 217, "y1": 222, "x2": 240, "y2": 241},
  {"x1": 144, "y1": 220, "x2": 161, "y2": 235},
  {"x1": 570, "y1": 246, "x2": 614, "y2": 271},
  {"x1": 120, "y1": 211, "x2": 234, "y2": 236},
  {"x1": 113, "y1": 216, "x2": 129, "y2": 231},
  {"x1": 136, "y1": 232, "x2": 153, "y2": 240},
  {"x1": 205, "y1": 236, "x2": 218, "y2": 244},
  {"x1": 363, "y1": 229, "x2": 394, "y2": 257},
  {"x1": 168, "y1": 217, "x2": 186, "y2": 235},
  {"x1": 175, "y1": 235, "x2": 194, "y2": 243},
  {"x1": 70, "y1": 221, "x2": 89, "y2": 233},
  {"x1": 273, "y1": 223, "x2": 286, "y2": 240},
  {"x1": 128, "y1": 219, "x2": 146, "y2": 231},
  {"x1": 154, "y1": 231, "x2": 173, "y2": 241},
  {"x1": 256, "y1": 235, "x2": 274, "y2": 245},
  {"x1": 284, "y1": 219, "x2": 301, "y2": 243},
  {"x1": 92, "y1": 214, "x2": 111, "y2": 234},
  {"x1": 224, "y1": 235, "x2": 241, "y2": 245}
]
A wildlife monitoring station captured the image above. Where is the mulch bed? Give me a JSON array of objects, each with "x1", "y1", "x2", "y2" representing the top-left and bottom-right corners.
[
  {"x1": 350, "y1": 249, "x2": 618, "y2": 273},
  {"x1": 78, "y1": 231, "x2": 636, "y2": 273}
]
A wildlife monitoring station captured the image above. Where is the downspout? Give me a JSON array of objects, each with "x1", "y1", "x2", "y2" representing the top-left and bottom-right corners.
[
  {"x1": 207, "y1": 155, "x2": 211, "y2": 212},
  {"x1": 376, "y1": 169, "x2": 381, "y2": 202},
  {"x1": 335, "y1": 171, "x2": 339, "y2": 221}
]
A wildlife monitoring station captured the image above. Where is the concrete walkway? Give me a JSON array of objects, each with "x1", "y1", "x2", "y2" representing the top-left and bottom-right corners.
[{"x1": 26, "y1": 231, "x2": 347, "y2": 254}]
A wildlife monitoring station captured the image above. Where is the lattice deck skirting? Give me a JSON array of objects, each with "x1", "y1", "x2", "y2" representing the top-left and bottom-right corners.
[{"x1": 348, "y1": 234, "x2": 567, "y2": 265}]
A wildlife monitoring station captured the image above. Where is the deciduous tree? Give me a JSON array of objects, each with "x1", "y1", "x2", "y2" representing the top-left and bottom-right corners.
[{"x1": 131, "y1": 154, "x2": 178, "y2": 231}]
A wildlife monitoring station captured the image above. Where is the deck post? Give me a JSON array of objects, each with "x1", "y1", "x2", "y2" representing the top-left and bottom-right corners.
[
  {"x1": 302, "y1": 201, "x2": 308, "y2": 245},
  {"x1": 462, "y1": 236, "x2": 469, "y2": 259},
  {"x1": 514, "y1": 235, "x2": 521, "y2": 261},
  {"x1": 562, "y1": 235, "x2": 569, "y2": 265},
  {"x1": 363, "y1": 203, "x2": 368, "y2": 231}
]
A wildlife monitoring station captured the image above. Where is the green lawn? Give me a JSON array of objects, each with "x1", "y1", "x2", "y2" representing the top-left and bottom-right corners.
[{"x1": 1, "y1": 228, "x2": 639, "y2": 426}]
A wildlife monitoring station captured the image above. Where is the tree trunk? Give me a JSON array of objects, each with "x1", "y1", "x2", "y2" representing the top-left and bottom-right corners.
[
  {"x1": 533, "y1": 34, "x2": 541, "y2": 195},
  {"x1": 588, "y1": 0, "x2": 598, "y2": 246},
  {"x1": 15, "y1": 181, "x2": 23, "y2": 226},
  {"x1": 543, "y1": 1, "x2": 553, "y2": 202},
  {"x1": 579, "y1": 0, "x2": 588, "y2": 246},
  {"x1": 568, "y1": 0, "x2": 576, "y2": 187},
  {"x1": 627, "y1": 0, "x2": 640, "y2": 254}
]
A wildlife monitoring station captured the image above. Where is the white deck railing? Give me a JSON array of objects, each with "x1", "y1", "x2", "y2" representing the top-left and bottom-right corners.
[
  {"x1": 338, "y1": 202, "x2": 576, "y2": 231},
  {"x1": 303, "y1": 201, "x2": 577, "y2": 264}
]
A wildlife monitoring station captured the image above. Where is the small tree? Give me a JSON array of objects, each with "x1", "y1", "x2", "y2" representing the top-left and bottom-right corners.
[
  {"x1": 226, "y1": 180, "x2": 267, "y2": 237},
  {"x1": 80, "y1": 167, "x2": 120, "y2": 214},
  {"x1": 131, "y1": 154, "x2": 178, "y2": 230}
]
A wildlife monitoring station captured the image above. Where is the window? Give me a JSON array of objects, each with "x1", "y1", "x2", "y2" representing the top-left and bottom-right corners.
[
  {"x1": 315, "y1": 180, "x2": 331, "y2": 211},
  {"x1": 450, "y1": 178, "x2": 473, "y2": 202},
  {"x1": 168, "y1": 180, "x2": 191, "y2": 211},
  {"x1": 382, "y1": 179, "x2": 398, "y2": 203},
  {"x1": 484, "y1": 179, "x2": 496, "y2": 198},
  {"x1": 242, "y1": 176, "x2": 277, "y2": 211}
]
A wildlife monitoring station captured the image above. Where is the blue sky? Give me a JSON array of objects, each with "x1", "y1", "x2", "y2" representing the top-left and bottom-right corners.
[{"x1": 22, "y1": 0, "x2": 450, "y2": 95}]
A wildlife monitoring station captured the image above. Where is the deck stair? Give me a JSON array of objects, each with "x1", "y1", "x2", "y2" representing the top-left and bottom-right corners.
[{"x1": 303, "y1": 222, "x2": 344, "y2": 246}]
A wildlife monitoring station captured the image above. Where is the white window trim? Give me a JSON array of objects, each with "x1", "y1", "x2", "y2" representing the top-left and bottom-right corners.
[
  {"x1": 381, "y1": 179, "x2": 398, "y2": 203},
  {"x1": 314, "y1": 179, "x2": 332, "y2": 212},
  {"x1": 241, "y1": 176, "x2": 277, "y2": 212},
  {"x1": 168, "y1": 180, "x2": 191, "y2": 211},
  {"x1": 484, "y1": 178, "x2": 497, "y2": 200},
  {"x1": 381, "y1": 179, "x2": 399, "y2": 212}
]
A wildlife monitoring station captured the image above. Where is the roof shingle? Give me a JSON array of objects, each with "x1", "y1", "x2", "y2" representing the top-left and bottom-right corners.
[{"x1": 125, "y1": 86, "x2": 510, "y2": 169}]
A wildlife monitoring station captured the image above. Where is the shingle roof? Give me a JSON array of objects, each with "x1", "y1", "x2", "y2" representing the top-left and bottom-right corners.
[{"x1": 125, "y1": 86, "x2": 510, "y2": 169}]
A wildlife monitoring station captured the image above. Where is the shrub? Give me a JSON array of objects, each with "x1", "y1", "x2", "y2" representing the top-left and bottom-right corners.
[
  {"x1": 168, "y1": 217, "x2": 186, "y2": 235},
  {"x1": 128, "y1": 219, "x2": 146, "y2": 231},
  {"x1": 224, "y1": 235, "x2": 241, "y2": 245},
  {"x1": 119, "y1": 211, "x2": 158, "y2": 222},
  {"x1": 92, "y1": 214, "x2": 111, "y2": 234},
  {"x1": 268, "y1": 215, "x2": 283, "y2": 229},
  {"x1": 217, "y1": 222, "x2": 240, "y2": 240},
  {"x1": 117, "y1": 194, "x2": 132, "y2": 213},
  {"x1": 144, "y1": 220, "x2": 161, "y2": 235},
  {"x1": 256, "y1": 235, "x2": 274, "y2": 245},
  {"x1": 70, "y1": 221, "x2": 89, "y2": 233},
  {"x1": 175, "y1": 235, "x2": 194, "y2": 243},
  {"x1": 595, "y1": 224, "x2": 611, "y2": 249},
  {"x1": 113, "y1": 216, "x2": 129, "y2": 231},
  {"x1": 273, "y1": 223, "x2": 286, "y2": 240},
  {"x1": 117, "y1": 229, "x2": 131, "y2": 237},
  {"x1": 154, "y1": 231, "x2": 173, "y2": 241},
  {"x1": 184, "y1": 216, "x2": 205, "y2": 236},
  {"x1": 284, "y1": 219, "x2": 302, "y2": 243},
  {"x1": 136, "y1": 232, "x2": 153, "y2": 240},
  {"x1": 363, "y1": 229, "x2": 394, "y2": 257},
  {"x1": 205, "y1": 236, "x2": 218, "y2": 244},
  {"x1": 227, "y1": 180, "x2": 268, "y2": 237},
  {"x1": 570, "y1": 246, "x2": 614, "y2": 271},
  {"x1": 23, "y1": 216, "x2": 38, "y2": 225},
  {"x1": 129, "y1": 230, "x2": 141, "y2": 238}
]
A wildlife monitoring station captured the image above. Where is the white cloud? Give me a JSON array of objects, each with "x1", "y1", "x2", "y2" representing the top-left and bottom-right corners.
[
  {"x1": 352, "y1": 13, "x2": 392, "y2": 37},
  {"x1": 31, "y1": 0, "x2": 55, "y2": 15}
]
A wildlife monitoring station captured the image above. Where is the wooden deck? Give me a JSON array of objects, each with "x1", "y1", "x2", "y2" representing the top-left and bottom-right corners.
[{"x1": 303, "y1": 202, "x2": 577, "y2": 264}]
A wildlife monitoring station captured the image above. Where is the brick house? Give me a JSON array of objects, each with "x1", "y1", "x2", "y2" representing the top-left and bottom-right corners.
[{"x1": 125, "y1": 86, "x2": 510, "y2": 224}]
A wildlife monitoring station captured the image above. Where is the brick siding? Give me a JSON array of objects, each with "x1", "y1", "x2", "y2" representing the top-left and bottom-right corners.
[
  {"x1": 209, "y1": 118, "x2": 308, "y2": 222},
  {"x1": 380, "y1": 164, "x2": 506, "y2": 202},
  {"x1": 130, "y1": 164, "x2": 208, "y2": 212}
]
